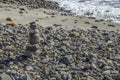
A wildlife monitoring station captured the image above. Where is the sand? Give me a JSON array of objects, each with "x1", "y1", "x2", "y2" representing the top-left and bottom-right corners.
[{"x1": 0, "y1": 2, "x2": 120, "y2": 31}]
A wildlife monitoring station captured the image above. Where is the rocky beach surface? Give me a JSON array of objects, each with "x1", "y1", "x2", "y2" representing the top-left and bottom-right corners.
[{"x1": 0, "y1": 0, "x2": 120, "y2": 80}]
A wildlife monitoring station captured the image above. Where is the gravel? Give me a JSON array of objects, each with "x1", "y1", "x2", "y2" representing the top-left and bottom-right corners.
[{"x1": 0, "y1": 23, "x2": 120, "y2": 80}]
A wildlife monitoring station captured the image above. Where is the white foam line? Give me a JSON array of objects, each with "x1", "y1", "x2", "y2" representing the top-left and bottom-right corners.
[{"x1": 50, "y1": 0, "x2": 120, "y2": 23}]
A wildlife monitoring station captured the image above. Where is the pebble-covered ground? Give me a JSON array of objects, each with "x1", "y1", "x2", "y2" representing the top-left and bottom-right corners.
[
  {"x1": 0, "y1": 0, "x2": 120, "y2": 80},
  {"x1": 0, "y1": 24, "x2": 120, "y2": 80},
  {"x1": 0, "y1": 0, "x2": 63, "y2": 10}
]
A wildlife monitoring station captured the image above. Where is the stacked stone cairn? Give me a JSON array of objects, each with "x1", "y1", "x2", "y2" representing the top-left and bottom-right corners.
[{"x1": 24, "y1": 22, "x2": 40, "y2": 57}]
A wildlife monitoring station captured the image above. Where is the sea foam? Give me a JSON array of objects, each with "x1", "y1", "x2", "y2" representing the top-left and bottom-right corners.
[{"x1": 50, "y1": 0, "x2": 120, "y2": 23}]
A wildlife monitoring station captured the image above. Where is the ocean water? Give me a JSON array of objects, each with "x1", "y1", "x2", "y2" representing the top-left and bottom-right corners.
[{"x1": 50, "y1": 0, "x2": 120, "y2": 23}]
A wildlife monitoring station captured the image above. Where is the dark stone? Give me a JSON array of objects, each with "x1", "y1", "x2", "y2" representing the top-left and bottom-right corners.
[
  {"x1": 59, "y1": 57, "x2": 70, "y2": 65},
  {"x1": 91, "y1": 26, "x2": 98, "y2": 29},
  {"x1": 108, "y1": 24, "x2": 115, "y2": 27},
  {"x1": 95, "y1": 19, "x2": 100, "y2": 22},
  {"x1": 84, "y1": 22, "x2": 90, "y2": 24},
  {"x1": 0, "y1": 64, "x2": 4, "y2": 69}
]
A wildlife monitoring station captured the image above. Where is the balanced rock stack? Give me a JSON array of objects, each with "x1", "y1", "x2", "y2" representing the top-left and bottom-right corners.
[{"x1": 24, "y1": 22, "x2": 40, "y2": 57}]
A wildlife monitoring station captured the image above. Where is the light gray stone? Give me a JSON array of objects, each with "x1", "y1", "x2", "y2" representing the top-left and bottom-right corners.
[
  {"x1": 20, "y1": 74, "x2": 33, "y2": 80},
  {"x1": 26, "y1": 66, "x2": 33, "y2": 71},
  {"x1": 60, "y1": 71, "x2": 72, "y2": 80},
  {"x1": 0, "y1": 73, "x2": 12, "y2": 80}
]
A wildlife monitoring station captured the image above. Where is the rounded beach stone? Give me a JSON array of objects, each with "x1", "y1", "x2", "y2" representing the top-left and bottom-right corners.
[{"x1": 0, "y1": 73, "x2": 12, "y2": 80}]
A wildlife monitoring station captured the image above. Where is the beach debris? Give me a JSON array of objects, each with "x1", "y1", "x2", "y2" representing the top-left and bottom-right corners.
[
  {"x1": 6, "y1": 17, "x2": 13, "y2": 22},
  {"x1": 6, "y1": 17, "x2": 16, "y2": 27},
  {"x1": 7, "y1": 22, "x2": 16, "y2": 27}
]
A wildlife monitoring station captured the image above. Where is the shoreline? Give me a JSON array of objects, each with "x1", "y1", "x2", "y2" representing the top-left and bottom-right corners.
[{"x1": 0, "y1": 2, "x2": 120, "y2": 32}]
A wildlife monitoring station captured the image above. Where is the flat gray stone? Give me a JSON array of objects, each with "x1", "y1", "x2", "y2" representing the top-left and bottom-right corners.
[
  {"x1": 26, "y1": 66, "x2": 33, "y2": 71},
  {"x1": 103, "y1": 70, "x2": 111, "y2": 75}
]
